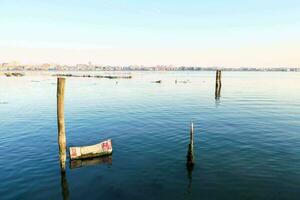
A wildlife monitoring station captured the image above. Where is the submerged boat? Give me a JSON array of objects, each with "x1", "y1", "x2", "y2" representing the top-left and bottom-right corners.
[{"x1": 69, "y1": 139, "x2": 112, "y2": 160}]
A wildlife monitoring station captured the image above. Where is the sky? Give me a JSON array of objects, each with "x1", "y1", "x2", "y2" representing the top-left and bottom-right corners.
[{"x1": 0, "y1": 0, "x2": 300, "y2": 67}]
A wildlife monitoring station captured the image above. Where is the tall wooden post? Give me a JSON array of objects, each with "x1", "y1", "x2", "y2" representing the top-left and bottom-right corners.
[
  {"x1": 215, "y1": 70, "x2": 221, "y2": 99},
  {"x1": 186, "y1": 122, "x2": 194, "y2": 168},
  {"x1": 57, "y1": 78, "x2": 66, "y2": 173}
]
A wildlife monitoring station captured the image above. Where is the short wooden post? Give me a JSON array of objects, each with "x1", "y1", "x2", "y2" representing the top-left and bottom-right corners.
[
  {"x1": 215, "y1": 70, "x2": 221, "y2": 99},
  {"x1": 186, "y1": 122, "x2": 194, "y2": 167},
  {"x1": 57, "y1": 78, "x2": 66, "y2": 173}
]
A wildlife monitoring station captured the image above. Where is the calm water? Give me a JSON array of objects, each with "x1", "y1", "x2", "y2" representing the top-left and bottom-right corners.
[{"x1": 0, "y1": 71, "x2": 300, "y2": 200}]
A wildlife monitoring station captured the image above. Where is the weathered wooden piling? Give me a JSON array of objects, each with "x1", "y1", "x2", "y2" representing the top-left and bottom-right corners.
[
  {"x1": 57, "y1": 78, "x2": 66, "y2": 173},
  {"x1": 215, "y1": 70, "x2": 222, "y2": 99},
  {"x1": 186, "y1": 122, "x2": 194, "y2": 167}
]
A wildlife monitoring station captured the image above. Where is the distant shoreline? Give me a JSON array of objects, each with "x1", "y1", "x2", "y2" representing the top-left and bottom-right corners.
[{"x1": 0, "y1": 68, "x2": 299, "y2": 72}]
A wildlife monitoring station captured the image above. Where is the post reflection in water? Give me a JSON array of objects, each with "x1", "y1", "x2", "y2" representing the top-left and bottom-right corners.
[
  {"x1": 186, "y1": 165, "x2": 194, "y2": 194},
  {"x1": 59, "y1": 156, "x2": 112, "y2": 199},
  {"x1": 215, "y1": 85, "x2": 221, "y2": 107},
  {"x1": 60, "y1": 171, "x2": 69, "y2": 200},
  {"x1": 215, "y1": 78, "x2": 221, "y2": 102},
  {"x1": 215, "y1": 85, "x2": 221, "y2": 100}
]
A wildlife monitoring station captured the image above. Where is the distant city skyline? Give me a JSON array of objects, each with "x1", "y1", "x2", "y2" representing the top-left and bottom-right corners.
[
  {"x1": 1, "y1": 61, "x2": 299, "y2": 72},
  {"x1": 1, "y1": 0, "x2": 300, "y2": 67}
]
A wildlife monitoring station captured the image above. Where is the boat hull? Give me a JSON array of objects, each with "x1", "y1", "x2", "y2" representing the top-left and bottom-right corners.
[{"x1": 69, "y1": 139, "x2": 112, "y2": 160}]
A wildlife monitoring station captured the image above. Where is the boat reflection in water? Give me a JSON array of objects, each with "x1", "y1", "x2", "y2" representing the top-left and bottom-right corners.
[
  {"x1": 69, "y1": 155, "x2": 112, "y2": 169},
  {"x1": 60, "y1": 155, "x2": 112, "y2": 200}
]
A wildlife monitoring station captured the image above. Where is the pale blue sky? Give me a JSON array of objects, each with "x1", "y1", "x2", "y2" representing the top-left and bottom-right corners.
[{"x1": 1, "y1": 0, "x2": 300, "y2": 66}]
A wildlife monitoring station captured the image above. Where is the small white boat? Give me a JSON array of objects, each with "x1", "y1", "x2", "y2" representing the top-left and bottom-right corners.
[{"x1": 69, "y1": 139, "x2": 112, "y2": 160}]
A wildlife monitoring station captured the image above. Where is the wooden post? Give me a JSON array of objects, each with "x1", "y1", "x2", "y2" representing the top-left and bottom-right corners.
[
  {"x1": 190, "y1": 122, "x2": 194, "y2": 153},
  {"x1": 186, "y1": 122, "x2": 194, "y2": 167},
  {"x1": 57, "y1": 78, "x2": 66, "y2": 173},
  {"x1": 216, "y1": 70, "x2": 222, "y2": 87},
  {"x1": 215, "y1": 70, "x2": 221, "y2": 99}
]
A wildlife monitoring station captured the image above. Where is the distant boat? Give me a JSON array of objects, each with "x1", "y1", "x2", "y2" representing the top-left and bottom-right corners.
[
  {"x1": 152, "y1": 80, "x2": 161, "y2": 83},
  {"x1": 69, "y1": 139, "x2": 112, "y2": 160}
]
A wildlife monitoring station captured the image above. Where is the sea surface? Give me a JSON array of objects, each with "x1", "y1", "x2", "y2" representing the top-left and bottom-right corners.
[{"x1": 0, "y1": 71, "x2": 300, "y2": 200}]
